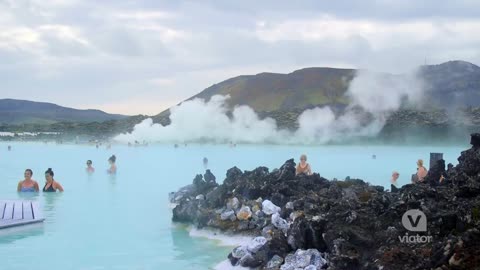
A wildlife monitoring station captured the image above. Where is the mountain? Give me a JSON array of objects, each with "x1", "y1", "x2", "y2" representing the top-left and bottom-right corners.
[
  {"x1": 153, "y1": 60, "x2": 480, "y2": 128},
  {"x1": 419, "y1": 60, "x2": 480, "y2": 108},
  {"x1": 0, "y1": 99, "x2": 128, "y2": 124},
  {"x1": 190, "y1": 67, "x2": 355, "y2": 112}
]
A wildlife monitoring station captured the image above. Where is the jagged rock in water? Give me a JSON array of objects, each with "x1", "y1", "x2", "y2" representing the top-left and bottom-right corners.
[
  {"x1": 237, "y1": 206, "x2": 252, "y2": 220},
  {"x1": 226, "y1": 197, "x2": 240, "y2": 211},
  {"x1": 285, "y1": 202, "x2": 294, "y2": 210},
  {"x1": 265, "y1": 228, "x2": 291, "y2": 259},
  {"x1": 266, "y1": 254, "x2": 284, "y2": 269},
  {"x1": 425, "y1": 158, "x2": 445, "y2": 186},
  {"x1": 220, "y1": 209, "x2": 236, "y2": 221},
  {"x1": 232, "y1": 245, "x2": 249, "y2": 259},
  {"x1": 287, "y1": 216, "x2": 327, "y2": 252},
  {"x1": 239, "y1": 253, "x2": 262, "y2": 268},
  {"x1": 205, "y1": 185, "x2": 227, "y2": 208},
  {"x1": 247, "y1": 236, "x2": 267, "y2": 253},
  {"x1": 170, "y1": 135, "x2": 480, "y2": 270},
  {"x1": 224, "y1": 166, "x2": 243, "y2": 187},
  {"x1": 262, "y1": 225, "x2": 275, "y2": 240},
  {"x1": 204, "y1": 169, "x2": 216, "y2": 184},
  {"x1": 172, "y1": 200, "x2": 198, "y2": 223},
  {"x1": 169, "y1": 184, "x2": 195, "y2": 204},
  {"x1": 272, "y1": 213, "x2": 289, "y2": 234},
  {"x1": 262, "y1": 200, "x2": 281, "y2": 215},
  {"x1": 470, "y1": 132, "x2": 480, "y2": 147},
  {"x1": 281, "y1": 249, "x2": 327, "y2": 269},
  {"x1": 277, "y1": 158, "x2": 296, "y2": 181},
  {"x1": 289, "y1": 211, "x2": 304, "y2": 222},
  {"x1": 192, "y1": 173, "x2": 218, "y2": 195}
]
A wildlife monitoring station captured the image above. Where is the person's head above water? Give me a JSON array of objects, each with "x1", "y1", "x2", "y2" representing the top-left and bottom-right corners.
[
  {"x1": 24, "y1": 169, "x2": 33, "y2": 180},
  {"x1": 108, "y1": 155, "x2": 116, "y2": 164},
  {"x1": 392, "y1": 171, "x2": 399, "y2": 180},
  {"x1": 87, "y1": 160, "x2": 93, "y2": 166},
  {"x1": 45, "y1": 168, "x2": 54, "y2": 182},
  {"x1": 417, "y1": 159, "x2": 424, "y2": 167}
]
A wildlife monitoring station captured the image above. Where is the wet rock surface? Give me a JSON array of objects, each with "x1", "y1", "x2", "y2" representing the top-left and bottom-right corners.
[{"x1": 170, "y1": 134, "x2": 480, "y2": 269}]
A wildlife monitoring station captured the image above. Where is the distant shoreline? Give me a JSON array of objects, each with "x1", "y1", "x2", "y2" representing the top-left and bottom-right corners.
[{"x1": 0, "y1": 138, "x2": 470, "y2": 147}]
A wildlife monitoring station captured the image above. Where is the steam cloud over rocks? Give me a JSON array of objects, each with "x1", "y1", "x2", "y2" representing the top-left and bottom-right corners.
[{"x1": 115, "y1": 70, "x2": 424, "y2": 144}]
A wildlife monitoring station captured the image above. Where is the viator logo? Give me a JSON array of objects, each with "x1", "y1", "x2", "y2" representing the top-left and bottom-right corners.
[{"x1": 398, "y1": 209, "x2": 433, "y2": 243}]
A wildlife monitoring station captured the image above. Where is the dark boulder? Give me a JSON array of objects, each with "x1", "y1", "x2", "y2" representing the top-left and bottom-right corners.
[
  {"x1": 204, "y1": 169, "x2": 216, "y2": 184},
  {"x1": 170, "y1": 135, "x2": 480, "y2": 270}
]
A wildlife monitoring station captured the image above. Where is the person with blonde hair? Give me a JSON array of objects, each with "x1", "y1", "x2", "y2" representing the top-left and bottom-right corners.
[
  {"x1": 390, "y1": 171, "x2": 399, "y2": 192},
  {"x1": 416, "y1": 159, "x2": 428, "y2": 182},
  {"x1": 296, "y1": 154, "x2": 312, "y2": 176}
]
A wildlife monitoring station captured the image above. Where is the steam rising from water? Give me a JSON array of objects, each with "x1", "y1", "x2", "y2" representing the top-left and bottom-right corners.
[{"x1": 115, "y1": 70, "x2": 424, "y2": 144}]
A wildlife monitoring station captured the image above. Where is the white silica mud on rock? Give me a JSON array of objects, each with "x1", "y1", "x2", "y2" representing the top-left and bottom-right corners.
[
  {"x1": 171, "y1": 136, "x2": 480, "y2": 269},
  {"x1": 262, "y1": 200, "x2": 281, "y2": 215},
  {"x1": 281, "y1": 249, "x2": 328, "y2": 270}
]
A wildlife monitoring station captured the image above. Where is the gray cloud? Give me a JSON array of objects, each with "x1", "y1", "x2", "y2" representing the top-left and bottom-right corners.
[{"x1": 0, "y1": 0, "x2": 479, "y2": 114}]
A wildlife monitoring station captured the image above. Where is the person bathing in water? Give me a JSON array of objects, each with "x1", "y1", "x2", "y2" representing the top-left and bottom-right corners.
[
  {"x1": 17, "y1": 169, "x2": 39, "y2": 192},
  {"x1": 416, "y1": 159, "x2": 428, "y2": 182},
  {"x1": 296, "y1": 154, "x2": 312, "y2": 176},
  {"x1": 86, "y1": 160, "x2": 95, "y2": 173},
  {"x1": 203, "y1": 157, "x2": 208, "y2": 169},
  {"x1": 390, "y1": 171, "x2": 399, "y2": 192},
  {"x1": 108, "y1": 155, "x2": 117, "y2": 174},
  {"x1": 43, "y1": 168, "x2": 64, "y2": 192}
]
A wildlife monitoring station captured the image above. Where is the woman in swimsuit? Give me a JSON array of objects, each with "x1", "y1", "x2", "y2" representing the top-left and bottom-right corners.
[
  {"x1": 17, "y1": 169, "x2": 39, "y2": 192},
  {"x1": 43, "y1": 168, "x2": 64, "y2": 192},
  {"x1": 86, "y1": 160, "x2": 95, "y2": 173},
  {"x1": 416, "y1": 159, "x2": 428, "y2": 182},
  {"x1": 296, "y1": 154, "x2": 312, "y2": 176},
  {"x1": 108, "y1": 155, "x2": 117, "y2": 174}
]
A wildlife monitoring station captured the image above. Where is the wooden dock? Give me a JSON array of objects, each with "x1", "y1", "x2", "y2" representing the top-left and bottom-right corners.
[{"x1": 0, "y1": 200, "x2": 44, "y2": 229}]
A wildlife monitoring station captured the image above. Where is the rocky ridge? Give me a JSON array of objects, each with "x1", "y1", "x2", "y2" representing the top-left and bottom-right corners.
[{"x1": 170, "y1": 134, "x2": 480, "y2": 269}]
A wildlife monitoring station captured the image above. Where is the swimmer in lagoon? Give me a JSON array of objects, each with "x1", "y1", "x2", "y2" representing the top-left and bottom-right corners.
[
  {"x1": 17, "y1": 169, "x2": 39, "y2": 192},
  {"x1": 43, "y1": 168, "x2": 64, "y2": 192},
  {"x1": 203, "y1": 157, "x2": 208, "y2": 169},
  {"x1": 86, "y1": 160, "x2": 95, "y2": 173},
  {"x1": 295, "y1": 154, "x2": 312, "y2": 176},
  {"x1": 108, "y1": 155, "x2": 117, "y2": 174},
  {"x1": 390, "y1": 171, "x2": 399, "y2": 192}
]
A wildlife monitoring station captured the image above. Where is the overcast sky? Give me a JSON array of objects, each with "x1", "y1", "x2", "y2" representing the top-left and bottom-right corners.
[{"x1": 1, "y1": 0, "x2": 479, "y2": 115}]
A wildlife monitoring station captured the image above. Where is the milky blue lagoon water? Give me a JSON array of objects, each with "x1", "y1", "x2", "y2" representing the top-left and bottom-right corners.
[{"x1": 0, "y1": 142, "x2": 468, "y2": 270}]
